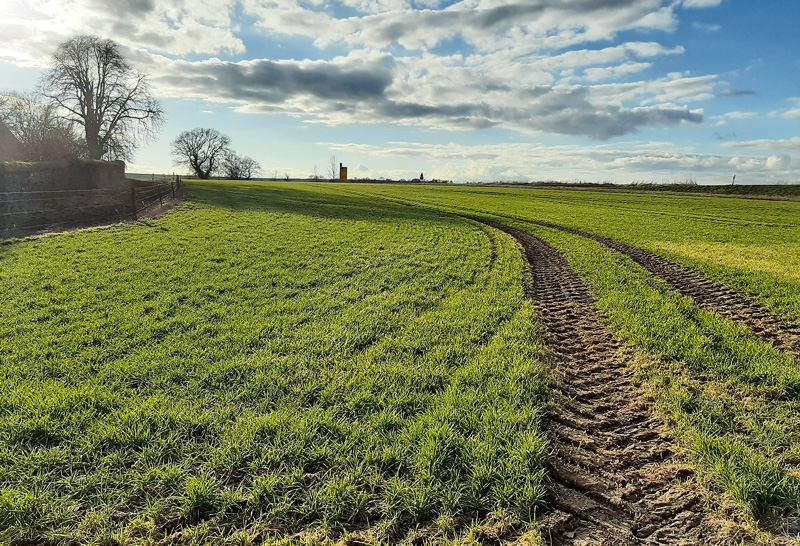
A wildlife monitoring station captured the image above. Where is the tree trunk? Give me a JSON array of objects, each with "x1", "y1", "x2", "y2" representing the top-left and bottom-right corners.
[
  {"x1": 86, "y1": 130, "x2": 103, "y2": 160},
  {"x1": 84, "y1": 90, "x2": 103, "y2": 160}
]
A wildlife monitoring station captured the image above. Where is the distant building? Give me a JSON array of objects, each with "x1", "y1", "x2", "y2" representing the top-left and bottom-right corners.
[
  {"x1": 0, "y1": 121, "x2": 24, "y2": 161},
  {"x1": 339, "y1": 162, "x2": 348, "y2": 181}
]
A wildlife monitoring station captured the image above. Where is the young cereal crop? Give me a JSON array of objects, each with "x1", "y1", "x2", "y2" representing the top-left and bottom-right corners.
[
  {"x1": 339, "y1": 184, "x2": 800, "y2": 527},
  {"x1": 344, "y1": 184, "x2": 800, "y2": 321},
  {"x1": 0, "y1": 182, "x2": 549, "y2": 544},
  {"x1": 4, "y1": 179, "x2": 800, "y2": 543},
  {"x1": 512, "y1": 220, "x2": 800, "y2": 520}
]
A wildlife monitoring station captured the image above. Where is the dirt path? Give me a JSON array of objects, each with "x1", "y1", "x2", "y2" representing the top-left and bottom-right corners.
[
  {"x1": 477, "y1": 219, "x2": 732, "y2": 545},
  {"x1": 522, "y1": 219, "x2": 799, "y2": 356}
]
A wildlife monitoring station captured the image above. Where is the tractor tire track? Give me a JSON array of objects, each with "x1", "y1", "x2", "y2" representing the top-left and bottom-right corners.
[
  {"x1": 523, "y1": 219, "x2": 800, "y2": 355},
  {"x1": 476, "y1": 219, "x2": 731, "y2": 545}
]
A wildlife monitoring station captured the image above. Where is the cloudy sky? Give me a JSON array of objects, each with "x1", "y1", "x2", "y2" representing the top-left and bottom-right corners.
[{"x1": 1, "y1": 0, "x2": 798, "y2": 183}]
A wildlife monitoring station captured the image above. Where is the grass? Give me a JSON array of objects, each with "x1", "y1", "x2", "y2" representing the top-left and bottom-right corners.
[
  {"x1": 622, "y1": 183, "x2": 800, "y2": 198},
  {"x1": 513, "y1": 220, "x2": 800, "y2": 519},
  {"x1": 0, "y1": 182, "x2": 549, "y2": 543},
  {"x1": 340, "y1": 184, "x2": 800, "y2": 322},
  {"x1": 336, "y1": 184, "x2": 800, "y2": 520},
  {"x1": 344, "y1": 180, "x2": 800, "y2": 522},
  {"x1": 4, "y1": 179, "x2": 800, "y2": 540}
]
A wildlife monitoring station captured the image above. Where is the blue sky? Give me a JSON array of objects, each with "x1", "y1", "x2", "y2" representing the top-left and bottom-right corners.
[{"x1": 1, "y1": 0, "x2": 798, "y2": 183}]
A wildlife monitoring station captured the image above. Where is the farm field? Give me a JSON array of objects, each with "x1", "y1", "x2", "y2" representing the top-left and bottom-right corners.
[
  {"x1": 0, "y1": 183, "x2": 548, "y2": 544},
  {"x1": 1, "y1": 180, "x2": 799, "y2": 544},
  {"x1": 345, "y1": 184, "x2": 800, "y2": 322},
  {"x1": 341, "y1": 183, "x2": 800, "y2": 535}
]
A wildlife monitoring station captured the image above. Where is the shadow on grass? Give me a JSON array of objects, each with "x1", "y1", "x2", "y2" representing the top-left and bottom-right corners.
[
  {"x1": 186, "y1": 181, "x2": 446, "y2": 224},
  {"x1": 0, "y1": 182, "x2": 453, "y2": 255}
]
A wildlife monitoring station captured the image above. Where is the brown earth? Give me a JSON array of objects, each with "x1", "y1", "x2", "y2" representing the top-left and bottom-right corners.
[
  {"x1": 476, "y1": 219, "x2": 743, "y2": 545},
  {"x1": 522, "y1": 219, "x2": 800, "y2": 356}
]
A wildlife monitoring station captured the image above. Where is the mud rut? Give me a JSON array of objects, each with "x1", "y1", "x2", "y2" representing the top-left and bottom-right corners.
[
  {"x1": 523, "y1": 220, "x2": 800, "y2": 356},
  {"x1": 477, "y1": 220, "x2": 730, "y2": 545}
]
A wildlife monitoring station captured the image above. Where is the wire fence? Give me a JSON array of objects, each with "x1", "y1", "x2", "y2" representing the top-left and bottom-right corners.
[
  {"x1": 0, "y1": 175, "x2": 183, "y2": 239},
  {"x1": 126, "y1": 172, "x2": 181, "y2": 183},
  {"x1": 130, "y1": 177, "x2": 182, "y2": 220}
]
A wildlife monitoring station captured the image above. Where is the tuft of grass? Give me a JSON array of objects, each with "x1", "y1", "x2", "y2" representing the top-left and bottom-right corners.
[
  {"x1": 690, "y1": 434, "x2": 800, "y2": 517},
  {"x1": 184, "y1": 472, "x2": 219, "y2": 519}
]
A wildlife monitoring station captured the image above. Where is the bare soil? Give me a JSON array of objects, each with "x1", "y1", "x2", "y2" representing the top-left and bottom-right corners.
[
  {"x1": 478, "y1": 219, "x2": 741, "y2": 545},
  {"x1": 525, "y1": 219, "x2": 800, "y2": 356}
]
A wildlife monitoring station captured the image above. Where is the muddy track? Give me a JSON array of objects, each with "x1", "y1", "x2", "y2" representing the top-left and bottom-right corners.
[
  {"x1": 476, "y1": 219, "x2": 731, "y2": 545},
  {"x1": 521, "y1": 219, "x2": 800, "y2": 356}
]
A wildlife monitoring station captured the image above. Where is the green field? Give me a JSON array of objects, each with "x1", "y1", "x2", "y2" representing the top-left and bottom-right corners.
[
  {"x1": 0, "y1": 183, "x2": 548, "y2": 544},
  {"x1": 344, "y1": 184, "x2": 800, "y2": 321},
  {"x1": 2, "y1": 181, "x2": 799, "y2": 543},
  {"x1": 342, "y1": 184, "x2": 800, "y2": 521}
]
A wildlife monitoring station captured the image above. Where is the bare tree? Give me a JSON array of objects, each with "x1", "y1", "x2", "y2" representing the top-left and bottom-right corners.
[
  {"x1": 220, "y1": 150, "x2": 261, "y2": 180},
  {"x1": 42, "y1": 35, "x2": 164, "y2": 161},
  {"x1": 327, "y1": 155, "x2": 338, "y2": 180},
  {"x1": 0, "y1": 90, "x2": 83, "y2": 161},
  {"x1": 170, "y1": 127, "x2": 231, "y2": 179},
  {"x1": 311, "y1": 164, "x2": 320, "y2": 181}
]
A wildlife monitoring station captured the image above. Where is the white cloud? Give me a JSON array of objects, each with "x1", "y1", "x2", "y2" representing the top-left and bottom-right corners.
[
  {"x1": 0, "y1": 0, "x2": 245, "y2": 59},
  {"x1": 781, "y1": 98, "x2": 800, "y2": 119},
  {"x1": 132, "y1": 46, "x2": 707, "y2": 140},
  {"x1": 725, "y1": 137, "x2": 800, "y2": 151},
  {"x1": 682, "y1": 0, "x2": 723, "y2": 7},
  {"x1": 243, "y1": 0, "x2": 687, "y2": 55},
  {"x1": 0, "y1": 0, "x2": 743, "y2": 154},
  {"x1": 320, "y1": 139, "x2": 795, "y2": 183},
  {"x1": 710, "y1": 111, "x2": 757, "y2": 125},
  {"x1": 627, "y1": 6, "x2": 678, "y2": 32},
  {"x1": 691, "y1": 22, "x2": 721, "y2": 31},
  {"x1": 722, "y1": 111, "x2": 757, "y2": 120},
  {"x1": 584, "y1": 62, "x2": 652, "y2": 82},
  {"x1": 728, "y1": 156, "x2": 763, "y2": 171},
  {"x1": 766, "y1": 154, "x2": 791, "y2": 170}
]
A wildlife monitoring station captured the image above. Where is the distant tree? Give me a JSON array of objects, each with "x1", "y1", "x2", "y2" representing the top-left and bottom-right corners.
[
  {"x1": 311, "y1": 164, "x2": 320, "y2": 181},
  {"x1": 42, "y1": 35, "x2": 164, "y2": 161},
  {"x1": 170, "y1": 127, "x2": 231, "y2": 179},
  {"x1": 0, "y1": 91, "x2": 83, "y2": 161},
  {"x1": 327, "y1": 155, "x2": 338, "y2": 180},
  {"x1": 220, "y1": 150, "x2": 261, "y2": 180}
]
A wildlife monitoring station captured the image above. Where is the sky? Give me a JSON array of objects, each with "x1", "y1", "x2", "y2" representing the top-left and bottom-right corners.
[{"x1": 0, "y1": 0, "x2": 798, "y2": 184}]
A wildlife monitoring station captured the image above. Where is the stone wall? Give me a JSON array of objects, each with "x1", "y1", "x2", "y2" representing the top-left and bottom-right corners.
[{"x1": 0, "y1": 159, "x2": 133, "y2": 237}]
